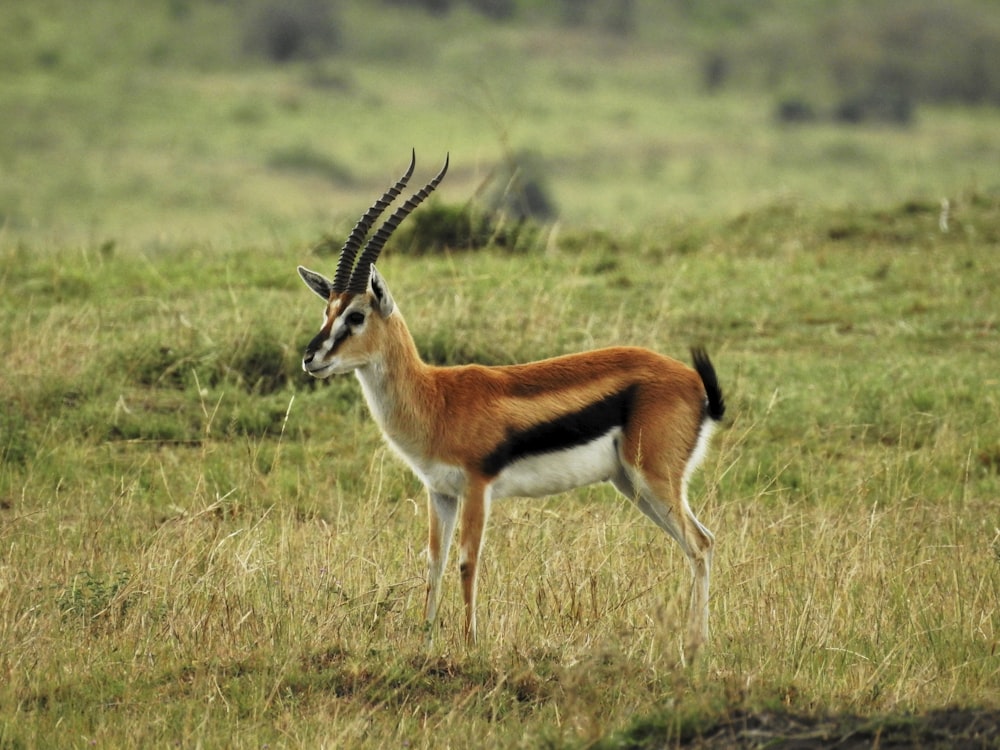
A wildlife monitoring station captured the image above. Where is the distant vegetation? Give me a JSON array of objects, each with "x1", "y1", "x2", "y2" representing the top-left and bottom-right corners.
[
  {"x1": 714, "y1": 1, "x2": 1000, "y2": 125},
  {"x1": 2, "y1": 0, "x2": 999, "y2": 246}
]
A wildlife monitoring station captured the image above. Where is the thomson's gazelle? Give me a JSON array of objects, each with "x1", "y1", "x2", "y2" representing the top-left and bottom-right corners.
[{"x1": 297, "y1": 153, "x2": 726, "y2": 655}]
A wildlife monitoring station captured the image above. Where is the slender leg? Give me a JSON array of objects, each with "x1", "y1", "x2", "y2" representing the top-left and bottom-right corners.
[
  {"x1": 612, "y1": 468, "x2": 714, "y2": 656},
  {"x1": 647, "y1": 483, "x2": 713, "y2": 655},
  {"x1": 612, "y1": 470, "x2": 684, "y2": 543},
  {"x1": 425, "y1": 492, "x2": 458, "y2": 643},
  {"x1": 680, "y1": 500, "x2": 714, "y2": 653},
  {"x1": 458, "y1": 479, "x2": 491, "y2": 645}
]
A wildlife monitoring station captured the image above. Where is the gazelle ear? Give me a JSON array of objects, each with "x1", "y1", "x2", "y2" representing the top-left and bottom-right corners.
[
  {"x1": 368, "y1": 266, "x2": 395, "y2": 317},
  {"x1": 297, "y1": 266, "x2": 334, "y2": 300}
]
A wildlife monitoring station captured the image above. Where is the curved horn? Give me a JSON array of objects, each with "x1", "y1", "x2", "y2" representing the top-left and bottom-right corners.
[
  {"x1": 332, "y1": 150, "x2": 416, "y2": 292},
  {"x1": 347, "y1": 153, "x2": 450, "y2": 294}
]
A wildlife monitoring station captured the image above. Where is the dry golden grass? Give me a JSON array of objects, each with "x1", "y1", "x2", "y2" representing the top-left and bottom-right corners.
[{"x1": 2, "y1": 196, "x2": 999, "y2": 747}]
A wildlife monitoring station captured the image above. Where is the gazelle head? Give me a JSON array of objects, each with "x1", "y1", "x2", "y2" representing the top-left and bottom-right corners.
[{"x1": 297, "y1": 151, "x2": 449, "y2": 378}]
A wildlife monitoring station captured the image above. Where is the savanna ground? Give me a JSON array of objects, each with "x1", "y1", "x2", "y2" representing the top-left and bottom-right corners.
[{"x1": 2, "y1": 2, "x2": 1000, "y2": 747}]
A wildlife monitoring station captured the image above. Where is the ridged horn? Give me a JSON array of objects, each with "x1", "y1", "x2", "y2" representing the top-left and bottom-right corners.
[
  {"x1": 346, "y1": 154, "x2": 450, "y2": 294},
  {"x1": 331, "y1": 150, "x2": 416, "y2": 292}
]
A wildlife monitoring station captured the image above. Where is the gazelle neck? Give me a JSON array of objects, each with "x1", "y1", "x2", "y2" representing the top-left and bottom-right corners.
[{"x1": 353, "y1": 309, "x2": 436, "y2": 452}]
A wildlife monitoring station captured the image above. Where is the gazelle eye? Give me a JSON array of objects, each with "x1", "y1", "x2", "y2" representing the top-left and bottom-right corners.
[{"x1": 346, "y1": 311, "x2": 365, "y2": 327}]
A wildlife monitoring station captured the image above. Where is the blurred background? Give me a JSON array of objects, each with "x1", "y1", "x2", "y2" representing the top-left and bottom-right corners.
[{"x1": 2, "y1": 0, "x2": 999, "y2": 247}]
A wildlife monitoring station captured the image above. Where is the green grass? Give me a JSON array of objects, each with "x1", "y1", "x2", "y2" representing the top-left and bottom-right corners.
[
  {"x1": 2, "y1": 2, "x2": 999, "y2": 747},
  {"x1": 2, "y1": 195, "x2": 999, "y2": 747}
]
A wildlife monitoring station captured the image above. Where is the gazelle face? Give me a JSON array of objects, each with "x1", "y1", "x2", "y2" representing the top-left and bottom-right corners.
[
  {"x1": 295, "y1": 152, "x2": 445, "y2": 378},
  {"x1": 303, "y1": 295, "x2": 370, "y2": 377},
  {"x1": 298, "y1": 265, "x2": 395, "y2": 378}
]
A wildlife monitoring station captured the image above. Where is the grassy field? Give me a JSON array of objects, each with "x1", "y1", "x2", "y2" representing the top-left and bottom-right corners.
[
  {"x1": 2, "y1": 2, "x2": 1000, "y2": 748},
  {"x1": 2, "y1": 195, "x2": 999, "y2": 747}
]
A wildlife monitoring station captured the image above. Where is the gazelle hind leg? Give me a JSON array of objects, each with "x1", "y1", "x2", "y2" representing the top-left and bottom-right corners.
[
  {"x1": 679, "y1": 496, "x2": 714, "y2": 654},
  {"x1": 425, "y1": 492, "x2": 458, "y2": 644},
  {"x1": 612, "y1": 473, "x2": 684, "y2": 543},
  {"x1": 613, "y1": 469, "x2": 714, "y2": 656}
]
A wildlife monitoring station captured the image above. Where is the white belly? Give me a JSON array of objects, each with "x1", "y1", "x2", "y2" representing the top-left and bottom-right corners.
[
  {"x1": 388, "y1": 440, "x2": 468, "y2": 498},
  {"x1": 490, "y1": 429, "x2": 621, "y2": 500},
  {"x1": 386, "y1": 428, "x2": 621, "y2": 501}
]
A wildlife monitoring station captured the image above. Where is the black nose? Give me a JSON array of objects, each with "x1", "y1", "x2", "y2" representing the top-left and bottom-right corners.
[{"x1": 304, "y1": 330, "x2": 327, "y2": 362}]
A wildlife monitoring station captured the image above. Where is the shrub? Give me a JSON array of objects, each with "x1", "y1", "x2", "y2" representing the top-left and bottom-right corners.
[
  {"x1": 372, "y1": 201, "x2": 540, "y2": 254},
  {"x1": 243, "y1": 0, "x2": 343, "y2": 62},
  {"x1": 718, "y1": 1, "x2": 1000, "y2": 112},
  {"x1": 556, "y1": 0, "x2": 637, "y2": 35},
  {"x1": 224, "y1": 332, "x2": 296, "y2": 395},
  {"x1": 130, "y1": 344, "x2": 197, "y2": 390},
  {"x1": 394, "y1": 202, "x2": 493, "y2": 253},
  {"x1": 858, "y1": 2, "x2": 1000, "y2": 106},
  {"x1": 57, "y1": 571, "x2": 135, "y2": 631},
  {"x1": 381, "y1": 0, "x2": 454, "y2": 15},
  {"x1": 775, "y1": 97, "x2": 818, "y2": 124},
  {"x1": 833, "y1": 90, "x2": 914, "y2": 126},
  {"x1": 0, "y1": 410, "x2": 34, "y2": 467},
  {"x1": 484, "y1": 150, "x2": 558, "y2": 223},
  {"x1": 701, "y1": 52, "x2": 730, "y2": 93},
  {"x1": 467, "y1": 0, "x2": 516, "y2": 21},
  {"x1": 266, "y1": 145, "x2": 354, "y2": 185}
]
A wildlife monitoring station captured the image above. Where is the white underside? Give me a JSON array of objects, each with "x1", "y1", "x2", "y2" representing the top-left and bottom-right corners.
[
  {"x1": 389, "y1": 428, "x2": 623, "y2": 501},
  {"x1": 356, "y1": 365, "x2": 714, "y2": 506},
  {"x1": 491, "y1": 429, "x2": 622, "y2": 499}
]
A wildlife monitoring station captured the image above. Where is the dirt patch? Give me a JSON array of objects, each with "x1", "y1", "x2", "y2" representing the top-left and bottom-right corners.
[{"x1": 688, "y1": 707, "x2": 1000, "y2": 749}]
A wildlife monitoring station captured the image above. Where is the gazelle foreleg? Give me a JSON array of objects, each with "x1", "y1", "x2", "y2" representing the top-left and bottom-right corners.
[
  {"x1": 425, "y1": 491, "x2": 458, "y2": 643},
  {"x1": 458, "y1": 478, "x2": 492, "y2": 644}
]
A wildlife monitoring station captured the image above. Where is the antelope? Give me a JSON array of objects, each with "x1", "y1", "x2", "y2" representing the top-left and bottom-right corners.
[{"x1": 297, "y1": 152, "x2": 726, "y2": 655}]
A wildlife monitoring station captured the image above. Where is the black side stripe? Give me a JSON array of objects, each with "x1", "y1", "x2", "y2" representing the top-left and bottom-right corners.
[{"x1": 480, "y1": 385, "x2": 637, "y2": 477}]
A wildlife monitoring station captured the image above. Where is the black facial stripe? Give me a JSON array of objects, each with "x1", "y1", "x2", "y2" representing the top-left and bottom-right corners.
[
  {"x1": 305, "y1": 329, "x2": 327, "y2": 356},
  {"x1": 305, "y1": 325, "x2": 348, "y2": 357},
  {"x1": 480, "y1": 385, "x2": 637, "y2": 477},
  {"x1": 331, "y1": 327, "x2": 349, "y2": 349}
]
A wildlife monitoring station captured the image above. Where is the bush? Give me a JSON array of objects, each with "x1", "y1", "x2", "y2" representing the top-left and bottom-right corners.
[
  {"x1": 126, "y1": 332, "x2": 297, "y2": 395},
  {"x1": 266, "y1": 145, "x2": 354, "y2": 185},
  {"x1": 484, "y1": 150, "x2": 558, "y2": 223},
  {"x1": 843, "y1": 2, "x2": 1000, "y2": 107},
  {"x1": 775, "y1": 97, "x2": 818, "y2": 125},
  {"x1": 701, "y1": 52, "x2": 730, "y2": 93},
  {"x1": 243, "y1": 0, "x2": 343, "y2": 62},
  {"x1": 833, "y1": 90, "x2": 914, "y2": 126},
  {"x1": 385, "y1": 201, "x2": 540, "y2": 254},
  {"x1": 556, "y1": 0, "x2": 637, "y2": 35},
  {"x1": 381, "y1": 0, "x2": 454, "y2": 15},
  {"x1": 394, "y1": 203, "x2": 492, "y2": 253},
  {"x1": 718, "y1": 0, "x2": 1000, "y2": 112},
  {"x1": 0, "y1": 410, "x2": 34, "y2": 467},
  {"x1": 467, "y1": 0, "x2": 516, "y2": 21},
  {"x1": 224, "y1": 332, "x2": 296, "y2": 395}
]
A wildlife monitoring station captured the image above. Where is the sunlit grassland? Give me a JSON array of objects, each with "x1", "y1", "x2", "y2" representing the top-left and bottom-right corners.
[
  {"x1": 2, "y1": 2, "x2": 999, "y2": 746},
  {"x1": 2, "y1": 194, "x2": 998, "y2": 747}
]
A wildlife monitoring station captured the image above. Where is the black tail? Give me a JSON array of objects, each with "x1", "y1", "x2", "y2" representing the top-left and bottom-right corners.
[{"x1": 691, "y1": 348, "x2": 726, "y2": 422}]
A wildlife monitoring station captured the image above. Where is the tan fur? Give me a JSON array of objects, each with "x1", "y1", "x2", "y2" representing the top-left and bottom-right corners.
[
  {"x1": 346, "y1": 307, "x2": 703, "y2": 469},
  {"x1": 301, "y1": 273, "x2": 721, "y2": 656}
]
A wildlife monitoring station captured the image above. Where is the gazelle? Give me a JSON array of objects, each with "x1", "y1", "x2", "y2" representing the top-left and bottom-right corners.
[{"x1": 297, "y1": 152, "x2": 726, "y2": 655}]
